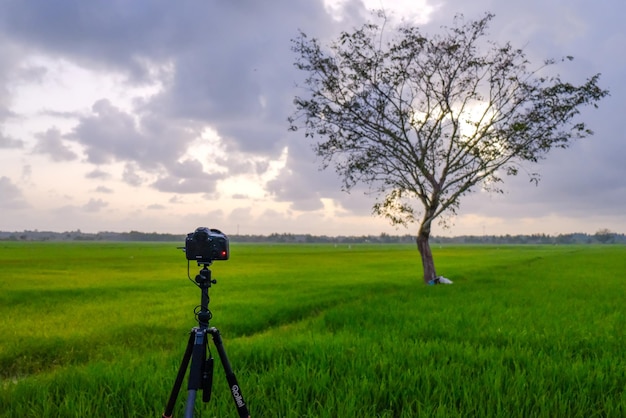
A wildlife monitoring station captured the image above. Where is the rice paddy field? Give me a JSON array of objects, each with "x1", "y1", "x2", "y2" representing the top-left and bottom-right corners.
[{"x1": 1, "y1": 241, "x2": 625, "y2": 417}]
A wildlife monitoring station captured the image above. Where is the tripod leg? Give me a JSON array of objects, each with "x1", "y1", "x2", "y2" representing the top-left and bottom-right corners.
[
  {"x1": 184, "y1": 327, "x2": 209, "y2": 418},
  {"x1": 209, "y1": 328, "x2": 251, "y2": 418},
  {"x1": 163, "y1": 331, "x2": 195, "y2": 418}
]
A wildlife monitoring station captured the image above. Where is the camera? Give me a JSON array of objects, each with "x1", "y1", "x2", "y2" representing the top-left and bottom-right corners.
[{"x1": 185, "y1": 227, "x2": 230, "y2": 263}]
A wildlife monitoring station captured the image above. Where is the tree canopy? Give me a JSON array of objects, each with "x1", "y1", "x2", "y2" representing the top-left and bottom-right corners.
[{"x1": 289, "y1": 13, "x2": 609, "y2": 283}]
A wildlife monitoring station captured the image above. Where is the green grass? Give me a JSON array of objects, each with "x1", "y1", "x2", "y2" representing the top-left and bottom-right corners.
[{"x1": 1, "y1": 242, "x2": 625, "y2": 417}]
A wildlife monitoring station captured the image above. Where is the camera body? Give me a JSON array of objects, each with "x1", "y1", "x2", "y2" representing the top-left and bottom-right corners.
[{"x1": 185, "y1": 227, "x2": 229, "y2": 263}]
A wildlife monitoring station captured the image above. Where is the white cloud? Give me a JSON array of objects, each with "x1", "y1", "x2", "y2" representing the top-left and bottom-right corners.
[{"x1": 323, "y1": 0, "x2": 436, "y2": 23}]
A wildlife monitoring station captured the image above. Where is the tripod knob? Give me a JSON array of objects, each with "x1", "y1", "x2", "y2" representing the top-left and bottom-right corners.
[{"x1": 198, "y1": 311, "x2": 212, "y2": 323}]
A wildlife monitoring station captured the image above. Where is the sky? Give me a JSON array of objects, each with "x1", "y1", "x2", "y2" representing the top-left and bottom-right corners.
[{"x1": 0, "y1": 0, "x2": 624, "y2": 237}]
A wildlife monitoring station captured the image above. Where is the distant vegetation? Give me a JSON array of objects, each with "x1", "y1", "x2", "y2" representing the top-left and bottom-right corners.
[{"x1": 1, "y1": 229, "x2": 624, "y2": 244}]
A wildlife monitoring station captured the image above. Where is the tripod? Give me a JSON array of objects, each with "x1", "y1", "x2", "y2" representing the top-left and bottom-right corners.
[{"x1": 163, "y1": 264, "x2": 250, "y2": 418}]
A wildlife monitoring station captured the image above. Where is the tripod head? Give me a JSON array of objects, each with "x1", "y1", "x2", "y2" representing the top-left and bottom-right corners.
[{"x1": 195, "y1": 264, "x2": 217, "y2": 287}]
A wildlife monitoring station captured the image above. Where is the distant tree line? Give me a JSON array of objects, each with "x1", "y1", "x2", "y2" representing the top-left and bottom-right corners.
[{"x1": 1, "y1": 229, "x2": 624, "y2": 244}]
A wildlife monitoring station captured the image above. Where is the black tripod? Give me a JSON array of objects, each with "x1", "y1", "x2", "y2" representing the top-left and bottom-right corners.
[{"x1": 163, "y1": 264, "x2": 250, "y2": 418}]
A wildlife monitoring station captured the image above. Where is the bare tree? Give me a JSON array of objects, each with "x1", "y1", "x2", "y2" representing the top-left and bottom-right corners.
[{"x1": 289, "y1": 13, "x2": 609, "y2": 283}]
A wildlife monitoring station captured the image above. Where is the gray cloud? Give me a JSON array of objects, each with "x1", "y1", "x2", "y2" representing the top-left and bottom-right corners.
[
  {"x1": 122, "y1": 163, "x2": 144, "y2": 187},
  {"x1": 150, "y1": 159, "x2": 225, "y2": 194},
  {"x1": 32, "y1": 127, "x2": 78, "y2": 161},
  {"x1": 82, "y1": 198, "x2": 108, "y2": 213},
  {"x1": 94, "y1": 185, "x2": 113, "y2": 194},
  {"x1": 86, "y1": 169, "x2": 111, "y2": 180},
  {"x1": 0, "y1": 133, "x2": 25, "y2": 149},
  {"x1": 0, "y1": 0, "x2": 357, "y2": 212},
  {"x1": 67, "y1": 99, "x2": 186, "y2": 167},
  {"x1": 0, "y1": 176, "x2": 29, "y2": 209},
  {"x1": 0, "y1": 0, "x2": 182, "y2": 81},
  {"x1": 67, "y1": 99, "x2": 208, "y2": 190},
  {"x1": 21, "y1": 165, "x2": 32, "y2": 181}
]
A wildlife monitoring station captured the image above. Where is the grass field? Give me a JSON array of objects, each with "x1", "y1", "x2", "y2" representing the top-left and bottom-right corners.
[{"x1": 1, "y1": 241, "x2": 625, "y2": 417}]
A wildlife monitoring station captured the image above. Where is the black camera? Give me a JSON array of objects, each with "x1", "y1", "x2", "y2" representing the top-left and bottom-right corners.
[{"x1": 185, "y1": 227, "x2": 230, "y2": 263}]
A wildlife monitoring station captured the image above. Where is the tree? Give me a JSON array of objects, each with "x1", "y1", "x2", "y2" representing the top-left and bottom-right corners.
[
  {"x1": 289, "y1": 13, "x2": 609, "y2": 283},
  {"x1": 594, "y1": 228, "x2": 615, "y2": 244}
]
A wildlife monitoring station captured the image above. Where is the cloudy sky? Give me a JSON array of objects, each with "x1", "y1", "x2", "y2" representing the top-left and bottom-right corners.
[{"x1": 0, "y1": 0, "x2": 624, "y2": 237}]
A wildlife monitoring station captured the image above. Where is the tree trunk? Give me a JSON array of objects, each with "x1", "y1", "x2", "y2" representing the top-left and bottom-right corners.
[{"x1": 416, "y1": 227, "x2": 437, "y2": 284}]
